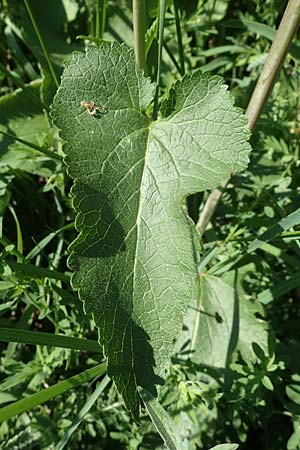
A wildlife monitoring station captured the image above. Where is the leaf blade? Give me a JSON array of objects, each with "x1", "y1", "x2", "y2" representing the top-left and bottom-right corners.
[{"x1": 51, "y1": 42, "x2": 251, "y2": 417}]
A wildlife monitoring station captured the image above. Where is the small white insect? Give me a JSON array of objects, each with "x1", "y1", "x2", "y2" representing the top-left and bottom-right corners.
[{"x1": 80, "y1": 100, "x2": 107, "y2": 115}]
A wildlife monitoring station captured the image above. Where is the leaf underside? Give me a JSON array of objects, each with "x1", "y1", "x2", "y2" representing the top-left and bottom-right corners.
[
  {"x1": 51, "y1": 42, "x2": 250, "y2": 418},
  {"x1": 179, "y1": 273, "x2": 268, "y2": 368}
]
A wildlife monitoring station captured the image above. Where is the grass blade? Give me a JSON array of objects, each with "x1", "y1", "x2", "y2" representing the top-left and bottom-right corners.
[
  {"x1": 55, "y1": 375, "x2": 110, "y2": 450},
  {"x1": 0, "y1": 328, "x2": 101, "y2": 353},
  {"x1": 248, "y1": 207, "x2": 300, "y2": 253},
  {"x1": 9, "y1": 261, "x2": 70, "y2": 282},
  {"x1": 0, "y1": 363, "x2": 107, "y2": 422},
  {"x1": 257, "y1": 272, "x2": 300, "y2": 305},
  {"x1": 8, "y1": 206, "x2": 23, "y2": 260},
  {"x1": 26, "y1": 222, "x2": 74, "y2": 260},
  {"x1": 23, "y1": 0, "x2": 59, "y2": 88},
  {"x1": 0, "y1": 130, "x2": 63, "y2": 162}
]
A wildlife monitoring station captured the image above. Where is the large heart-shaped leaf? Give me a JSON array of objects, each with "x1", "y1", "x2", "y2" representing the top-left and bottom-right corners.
[{"x1": 51, "y1": 42, "x2": 250, "y2": 417}]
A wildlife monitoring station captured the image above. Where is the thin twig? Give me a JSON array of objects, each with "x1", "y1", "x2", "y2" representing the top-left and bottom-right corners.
[{"x1": 196, "y1": 0, "x2": 300, "y2": 236}]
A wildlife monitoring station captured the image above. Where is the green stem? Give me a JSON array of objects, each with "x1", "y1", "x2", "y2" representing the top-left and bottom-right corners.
[
  {"x1": 8, "y1": 206, "x2": 23, "y2": 260},
  {"x1": 0, "y1": 328, "x2": 101, "y2": 352},
  {"x1": 173, "y1": 0, "x2": 185, "y2": 76},
  {"x1": 0, "y1": 363, "x2": 107, "y2": 422},
  {"x1": 132, "y1": 0, "x2": 146, "y2": 72},
  {"x1": 23, "y1": 0, "x2": 59, "y2": 88},
  {"x1": 246, "y1": 0, "x2": 300, "y2": 130},
  {"x1": 87, "y1": 0, "x2": 95, "y2": 37},
  {"x1": 100, "y1": 0, "x2": 107, "y2": 39},
  {"x1": 95, "y1": 0, "x2": 100, "y2": 39},
  {"x1": 153, "y1": 0, "x2": 166, "y2": 120}
]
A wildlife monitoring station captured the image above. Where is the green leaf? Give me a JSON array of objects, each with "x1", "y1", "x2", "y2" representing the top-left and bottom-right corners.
[
  {"x1": 51, "y1": 42, "x2": 250, "y2": 417},
  {"x1": 257, "y1": 272, "x2": 300, "y2": 305},
  {"x1": 248, "y1": 207, "x2": 300, "y2": 253},
  {"x1": 0, "y1": 328, "x2": 101, "y2": 353},
  {"x1": 138, "y1": 386, "x2": 182, "y2": 450},
  {"x1": 208, "y1": 445, "x2": 239, "y2": 450},
  {"x1": 0, "y1": 80, "x2": 57, "y2": 177},
  {"x1": 55, "y1": 375, "x2": 110, "y2": 450},
  {"x1": 0, "y1": 363, "x2": 106, "y2": 422},
  {"x1": 180, "y1": 274, "x2": 268, "y2": 367}
]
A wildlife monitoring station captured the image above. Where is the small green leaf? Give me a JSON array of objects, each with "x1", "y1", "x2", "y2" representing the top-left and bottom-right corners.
[
  {"x1": 261, "y1": 375, "x2": 274, "y2": 391},
  {"x1": 51, "y1": 42, "x2": 250, "y2": 417},
  {"x1": 208, "y1": 445, "x2": 239, "y2": 450},
  {"x1": 138, "y1": 386, "x2": 182, "y2": 450}
]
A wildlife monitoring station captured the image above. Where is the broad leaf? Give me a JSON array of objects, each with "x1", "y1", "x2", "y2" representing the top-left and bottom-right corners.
[
  {"x1": 179, "y1": 274, "x2": 268, "y2": 367},
  {"x1": 51, "y1": 42, "x2": 250, "y2": 417}
]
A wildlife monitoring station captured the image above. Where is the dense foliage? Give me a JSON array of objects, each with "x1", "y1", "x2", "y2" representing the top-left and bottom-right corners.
[{"x1": 0, "y1": 1, "x2": 299, "y2": 449}]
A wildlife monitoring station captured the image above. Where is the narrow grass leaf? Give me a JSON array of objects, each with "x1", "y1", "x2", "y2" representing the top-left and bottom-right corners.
[
  {"x1": 257, "y1": 272, "x2": 300, "y2": 305},
  {"x1": 26, "y1": 222, "x2": 74, "y2": 260},
  {"x1": 0, "y1": 328, "x2": 101, "y2": 352},
  {"x1": 248, "y1": 207, "x2": 300, "y2": 253},
  {"x1": 23, "y1": 0, "x2": 59, "y2": 88},
  {"x1": 0, "y1": 130, "x2": 63, "y2": 162},
  {"x1": 0, "y1": 363, "x2": 106, "y2": 422},
  {"x1": 8, "y1": 206, "x2": 23, "y2": 259},
  {"x1": 55, "y1": 375, "x2": 110, "y2": 450},
  {"x1": 9, "y1": 261, "x2": 70, "y2": 282}
]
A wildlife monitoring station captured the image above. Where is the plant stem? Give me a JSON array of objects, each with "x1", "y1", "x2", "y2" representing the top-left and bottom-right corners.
[
  {"x1": 95, "y1": 0, "x2": 100, "y2": 39},
  {"x1": 100, "y1": 0, "x2": 107, "y2": 39},
  {"x1": 133, "y1": 0, "x2": 146, "y2": 72},
  {"x1": 0, "y1": 61, "x2": 46, "y2": 109},
  {"x1": 153, "y1": 0, "x2": 166, "y2": 120},
  {"x1": 196, "y1": 0, "x2": 300, "y2": 236},
  {"x1": 23, "y1": 0, "x2": 59, "y2": 89},
  {"x1": 173, "y1": 0, "x2": 185, "y2": 76},
  {"x1": 86, "y1": 0, "x2": 95, "y2": 38},
  {"x1": 246, "y1": 0, "x2": 300, "y2": 130}
]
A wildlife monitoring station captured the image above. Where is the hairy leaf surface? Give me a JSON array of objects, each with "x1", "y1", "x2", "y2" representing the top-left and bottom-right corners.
[
  {"x1": 179, "y1": 273, "x2": 268, "y2": 367},
  {"x1": 51, "y1": 42, "x2": 250, "y2": 417}
]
